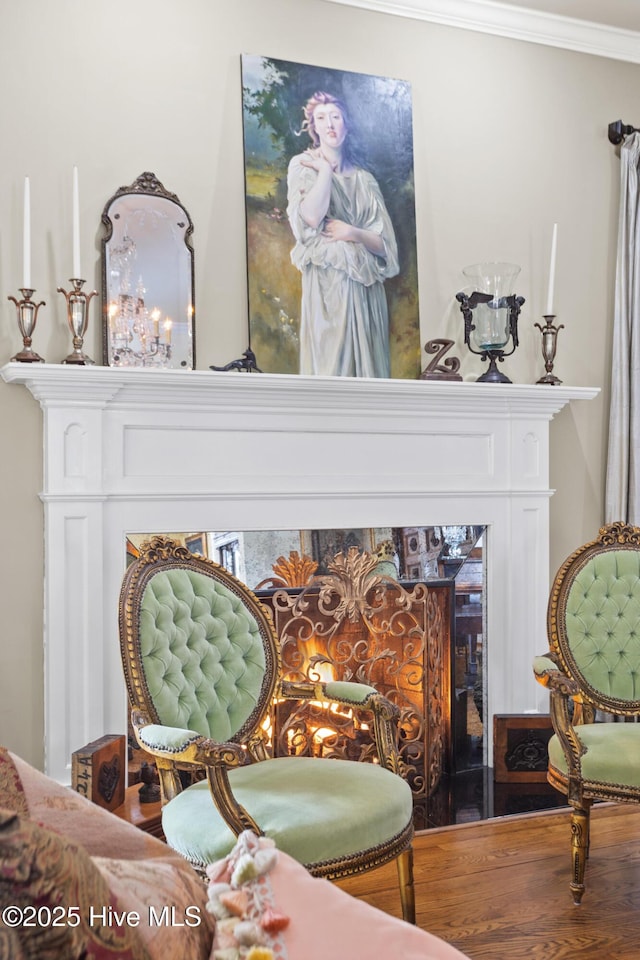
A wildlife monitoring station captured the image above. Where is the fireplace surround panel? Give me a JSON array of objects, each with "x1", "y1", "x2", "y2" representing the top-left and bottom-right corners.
[{"x1": 1, "y1": 362, "x2": 598, "y2": 782}]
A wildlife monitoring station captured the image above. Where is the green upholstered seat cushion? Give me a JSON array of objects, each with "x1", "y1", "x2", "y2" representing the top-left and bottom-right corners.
[
  {"x1": 139, "y1": 568, "x2": 267, "y2": 741},
  {"x1": 161, "y1": 756, "x2": 412, "y2": 869},
  {"x1": 565, "y1": 549, "x2": 640, "y2": 701},
  {"x1": 548, "y1": 722, "x2": 640, "y2": 787}
]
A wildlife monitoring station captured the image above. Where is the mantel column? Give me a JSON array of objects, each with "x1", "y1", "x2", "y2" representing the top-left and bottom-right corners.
[{"x1": 41, "y1": 399, "x2": 115, "y2": 779}]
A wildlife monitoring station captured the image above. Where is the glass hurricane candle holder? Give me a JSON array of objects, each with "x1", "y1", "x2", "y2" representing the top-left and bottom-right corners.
[{"x1": 456, "y1": 262, "x2": 525, "y2": 384}]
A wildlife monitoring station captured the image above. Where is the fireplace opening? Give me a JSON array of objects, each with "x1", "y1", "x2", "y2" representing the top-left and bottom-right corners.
[{"x1": 126, "y1": 525, "x2": 486, "y2": 827}]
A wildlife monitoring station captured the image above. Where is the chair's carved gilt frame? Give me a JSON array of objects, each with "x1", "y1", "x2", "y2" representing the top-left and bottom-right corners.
[
  {"x1": 119, "y1": 536, "x2": 415, "y2": 921},
  {"x1": 534, "y1": 522, "x2": 640, "y2": 903}
]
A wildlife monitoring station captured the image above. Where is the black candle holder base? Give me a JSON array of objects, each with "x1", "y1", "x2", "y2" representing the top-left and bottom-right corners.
[
  {"x1": 537, "y1": 372, "x2": 562, "y2": 385},
  {"x1": 477, "y1": 354, "x2": 512, "y2": 384}
]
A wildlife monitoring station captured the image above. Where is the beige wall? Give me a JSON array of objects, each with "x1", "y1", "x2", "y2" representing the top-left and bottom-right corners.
[{"x1": 0, "y1": 0, "x2": 637, "y2": 768}]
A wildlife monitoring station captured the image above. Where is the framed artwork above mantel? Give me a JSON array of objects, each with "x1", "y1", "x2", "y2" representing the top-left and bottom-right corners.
[{"x1": 241, "y1": 54, "x2": 420, "y2": 380}]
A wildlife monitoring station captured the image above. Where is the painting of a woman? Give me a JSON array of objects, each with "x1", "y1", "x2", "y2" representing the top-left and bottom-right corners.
[
  {"x1": 287, "y1": 91, "x2": 399, "y2": 377},
  {"x1": 241, "y1": 56, "x2": 419, "y2": 379}
]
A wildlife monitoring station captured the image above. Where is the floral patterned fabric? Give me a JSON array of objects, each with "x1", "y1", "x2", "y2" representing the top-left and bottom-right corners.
[
  {"x1": 0, "y1": 748, "x2": 213, "y2": 960},
  {"x1": 0, "y1": 808, "x2": 150, "y2": 959},
  {"x1": 5, "y1": 749, "x2": 179, "y2": 864},
  {"x1": 94, "y1": 856, "x2": 214, "y2": 960},
  {"x1": 0, "y1": 750, "x2": 27, "y2": 818},
  {"x1": 0, "y1": 922, "x2": 26, "y2": 959}
]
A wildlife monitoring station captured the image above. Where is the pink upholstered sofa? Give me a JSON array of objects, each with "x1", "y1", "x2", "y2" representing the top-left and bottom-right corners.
[{"x1": 0, "y1": 747, "x2": 470, "y2": 960}]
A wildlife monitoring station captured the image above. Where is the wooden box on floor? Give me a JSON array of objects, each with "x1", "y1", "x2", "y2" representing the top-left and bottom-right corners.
[
  {"x1": 71, "y1": 734, "x2": 126, "y2": 812},
  {"x1": 493, "y1": 713, "x2": 553, "y2": 783}
]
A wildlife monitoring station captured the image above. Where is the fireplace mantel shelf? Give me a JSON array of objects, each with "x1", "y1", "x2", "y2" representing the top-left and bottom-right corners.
[
  {"x1": 1, "y1": 362, "x2": 599, "y2": 419},
  {"x1": 0, "y1": 360, "x2": 600, "y2": 781}
]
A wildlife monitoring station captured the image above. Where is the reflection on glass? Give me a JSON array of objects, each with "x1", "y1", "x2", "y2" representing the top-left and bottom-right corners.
[
  {"x1": 205, "y1": 526, "x2": 484, "y2": 588},
  {"x1": 126, "y1": 525, "x2": 484, "y2": 588},
  {"x1": 126, "y1": 525, "x2": 486, "y2": 804},
  {"x1": 101, "y1": 172, "x2": 195, "y2": 369}
]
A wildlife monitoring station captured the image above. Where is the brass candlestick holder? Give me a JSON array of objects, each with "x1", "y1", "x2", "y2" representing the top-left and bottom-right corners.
[
  {"x1": 534, "y1": 315, "x2": 564, "y2": 385},
  {"x1": 57, "y1": 278, "x2": 97, "y2": 365},
  {"x1": 8, "y1": 288, "x2": 46, "y2": 362}
]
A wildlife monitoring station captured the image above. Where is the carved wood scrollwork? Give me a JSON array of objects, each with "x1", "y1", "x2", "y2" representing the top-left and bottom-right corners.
[{"x1": 598, "y1": 521, "x2": 640, "y2": 546}]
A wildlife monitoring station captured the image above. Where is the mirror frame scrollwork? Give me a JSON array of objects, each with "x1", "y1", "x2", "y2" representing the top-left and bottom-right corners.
[{"x1": 101, "y1": 171, "x2": 196, "y2": 369}]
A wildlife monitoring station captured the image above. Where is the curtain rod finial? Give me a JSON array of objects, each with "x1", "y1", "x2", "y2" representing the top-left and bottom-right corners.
[
  {"x1": 609, "y1": 120, "x2": 639, "y2": 145},
  {"x1": 609, "y1": 120, "x2": 625, "y2": 145}
]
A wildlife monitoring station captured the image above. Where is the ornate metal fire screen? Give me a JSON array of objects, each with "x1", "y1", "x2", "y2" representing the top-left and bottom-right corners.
[{"x1": 257, "y1": 548, "x2": 453, "y2": 826}]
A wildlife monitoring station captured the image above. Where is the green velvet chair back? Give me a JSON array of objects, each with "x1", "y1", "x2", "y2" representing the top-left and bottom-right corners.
[
  {"x1": 119, "y1": 537, "x2": 280, "y2": 743},
  {"x1": 549, "y1": 524, "x2": 640, "y2": 714}
]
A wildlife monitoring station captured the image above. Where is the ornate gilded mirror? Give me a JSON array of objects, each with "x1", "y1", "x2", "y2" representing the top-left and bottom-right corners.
[{"x1": 101, "y1": 172, "x2": 195, "y2": 368}]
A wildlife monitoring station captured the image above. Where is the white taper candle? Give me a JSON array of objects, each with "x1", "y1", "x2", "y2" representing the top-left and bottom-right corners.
[
  {"x1": 73, "y1": 166, "x2": 81, "y2": 278},
  {"x1": 545, "y1": 222, "x2": 558, "y2": 316},
  {"x1": 23, "y1": 176, "x2": 31, "y2": 289}
]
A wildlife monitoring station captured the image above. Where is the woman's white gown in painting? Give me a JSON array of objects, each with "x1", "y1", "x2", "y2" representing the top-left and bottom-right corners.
[{"x1": 287, "y1": 157, "x2": 399, "y2": 378}]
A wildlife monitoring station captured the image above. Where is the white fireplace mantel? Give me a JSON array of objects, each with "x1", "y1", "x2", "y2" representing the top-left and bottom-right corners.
[{"x1": 1, "y1": 362, "x2": 599, "y2": 782}]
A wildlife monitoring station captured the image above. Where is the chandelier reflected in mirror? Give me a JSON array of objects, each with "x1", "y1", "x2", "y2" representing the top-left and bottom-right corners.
[
  {"x1": 108, "y1": 285, "x2": 173, "y2": 368},
  {"x1": 106, "y1": 232, "x2": 173, "y2": 367},
  {"x1": 441, "y1": 525, "x2": 467, "y2": 558},
  {"x1": 101, "y1": 172, "x2": 195, "y2": 369}
]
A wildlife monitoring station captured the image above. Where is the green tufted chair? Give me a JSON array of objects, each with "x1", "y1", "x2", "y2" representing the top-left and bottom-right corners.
[
  {"x1": 119, "y1": 536, "x2": 415, "y2": 922},
  {"x1": 533, "y1": 522, "x2": 640, "y2": 904}
]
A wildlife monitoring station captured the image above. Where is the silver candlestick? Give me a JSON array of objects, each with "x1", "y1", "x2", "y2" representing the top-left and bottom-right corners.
[
  {"x1": 8, "y1": 288, "x2": 46, "y2": 362},
  {"x1": 57, "y1": 278, "x2": 97, "y2": 365},
  {"x1": 534, "y1": 315, "x2": 564, "y2": 385}
]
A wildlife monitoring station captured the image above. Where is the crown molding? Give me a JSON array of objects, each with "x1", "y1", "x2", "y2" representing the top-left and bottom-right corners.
[{"x1": 320, "y1": 0, "x2": 640, "y2": 64}]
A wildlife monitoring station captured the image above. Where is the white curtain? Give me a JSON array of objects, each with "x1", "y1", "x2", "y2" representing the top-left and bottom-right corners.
[{"x1": 606, "y1": 132, "x2": 640, "y2": 524}]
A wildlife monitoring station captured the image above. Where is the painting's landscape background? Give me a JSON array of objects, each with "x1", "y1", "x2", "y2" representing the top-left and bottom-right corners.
[{"x1": 241, "y1": 55, "x2": 420, "y2": 378}]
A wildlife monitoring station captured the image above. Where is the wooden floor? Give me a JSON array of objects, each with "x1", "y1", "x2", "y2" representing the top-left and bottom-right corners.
[{"x1": 336, "y1": 803, "x2": 640, "y2": 959}]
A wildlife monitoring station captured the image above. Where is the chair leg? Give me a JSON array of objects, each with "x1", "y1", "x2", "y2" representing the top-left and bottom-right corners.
[
  {"x1": 569, "y1": 801, "x2": 591, "y2": 905},
  {"x1": 397, "y1": 846, "x2": 416, "y2": 924}
]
